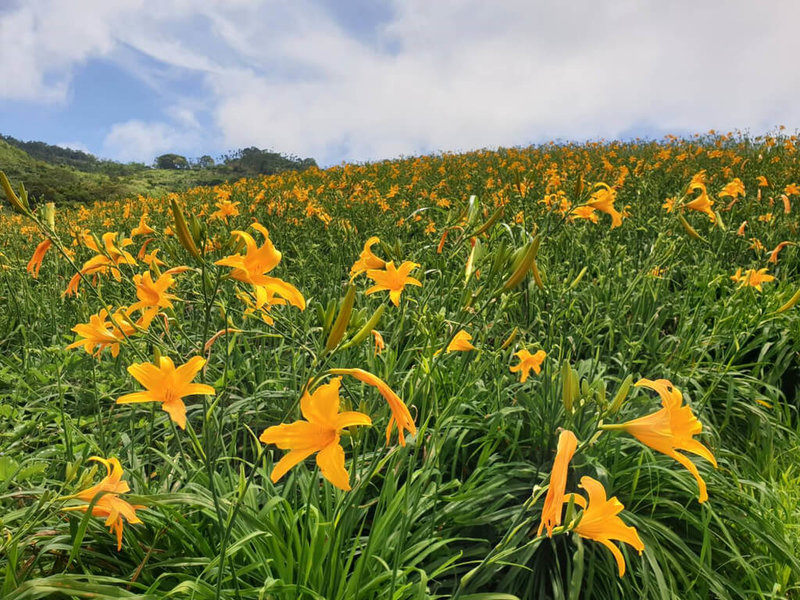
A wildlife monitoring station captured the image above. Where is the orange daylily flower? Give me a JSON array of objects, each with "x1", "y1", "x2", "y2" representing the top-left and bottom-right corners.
[
  {"x1": 718, "y1": 178, "x2": 745, "y2": 199},
  {"x1": 237, "y1": 287, "x2": 287, "y2": 325},
  {"x1": 26, "y1": 239, "x2": 52, "y2": 278},
  {"x1": 128, "y1": 271, "x2": 181, "y2": 319},
  {"x1": 586, "y1": 183, "x2": 622, "y2": 228},
  {"x1": 141, "y1": 246, "x2": 167, "y2": 268},
  {"x1": 570, "y1": 205, "x2": 599, "y2": 223},
  {"x1": 509, "y1": 349, "x2": 547, "y2": 383},
  {"x1": 736, "y1": 221, "x2": 747, "y2": 236},
  {"x1": 538, "y1": 430, "x2": 578, "y2": 537},
  {"x1": 215, "y1": 222, "x2": 305, "y2": 310},
  {"x1": 117, "y1": 356, "x2": 215, "y2": 429},
  {"x1": 130, "y1": 214, "x2": 156, "y2": 238},
  {"x1": 756, "y1": 175, "x2": 769, "y2": 187},
  {"x1": 210, "y1": 200, "x2": 240, "y2": 223},
  {"x1": 684, "y1": 181, "x2": 716, "y2": 222},
  {"x1": 611, "y1": 378, "x2": 717, "y2": 502},
  {"x1": 784, "y1": 183, "x2": 799, "y2": 196},
  {"x1": 65, "y1": 232, "x2": 138, "y2": 296},
  {"x1": 446, "y1": 329, "x2": 476, "y2": 353},
  {"x1": 366, "y1": 261, "x2": 422, "y2": 307},
  {"x1": 329, "y1": 367, "x2": 416, "y2": 446},
  {"x1": 742, "y1": 267, "x2": 776, "y2": 291},
  {"x1": 260, "y1": 377, "x2": 371, "y2": 490},
  {"x1": 350, "y1": 236, "x2": 386, "y2": 278},
  {"x1": 566, "y1": 476, "x2": 644, "y2": 577},
  {"x1": 62, "y1": 457, "x2": 145, "y2": 551},
  {"x1": 66, "y1": 307, "x2": 151, "y2": 358}
]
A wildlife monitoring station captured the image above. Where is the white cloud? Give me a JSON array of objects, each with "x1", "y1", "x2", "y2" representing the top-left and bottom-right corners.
[
  {"x1": 2, "y1": 0, "x2": 800, "y2": 164},
  {"x1": 102, "y1": 119, "x2": 200, "y2": 163}
]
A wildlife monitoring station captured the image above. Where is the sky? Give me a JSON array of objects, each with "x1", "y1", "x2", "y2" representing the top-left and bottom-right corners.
[{"x1": 0, "y1": 0, "x2": 798, "y2": 168}]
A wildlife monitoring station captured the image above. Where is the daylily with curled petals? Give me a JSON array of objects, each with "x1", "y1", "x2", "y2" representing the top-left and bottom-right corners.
[
  {"x1": 62, "y1": 457, "x2": 145, "y2": 551},
  {"x1": 538, "y1": 430, "x2": 578, "y2": 537},
  {"x1": 684, "y1": 182, "x2": 716, "y2": 222},
  {"x1": 570, "y1": 205, "x2": 599, "y2": 223},
  {"x1": 66, "y1": 307, "x2": 152, "y2": 358},
  {"x1": 586, "y1": 183, "x2": 623, "y2": 228},
  {"x1": 366, "y1": 261, "x2": 422, "y2": 307},
  {"x1": 117, "y1": 356, "x2": 215, "y2": 429},
  {"x1": 719, "y1": 178, "x2": 745, "y2": 199},
  {"x1": 128, "y1": 271, "x2": 180, "y2": 318},
  {"x1": 73, "y1": 457, "x2": 131, "y2": 501},
  {"x1": 237, "y1": 287, "x2": 287, "y2": 325},
  {"x1": 26, "y1": 239, "x2": 52, "y2": 278},
  {"x1": 446, "y1": 329, "x2": 476, "y2": 353},
  {"x1": 141, "y1": 246, "x2": 167, "y2": 268},
  {"x1": 510, "y1": 349, "x2": 547, "y2": 383},
  {"x1": 566, "y1": 476, "x2": 644, "y2": 577},
  {"x1": 215, "y1": 222, "x2": 305, "y2": 310},
  {"x1": 350, "y1": 236, "x2": 386, "y2": 278},
  {"x1": 65, "y1": 232, "x2": 137, "y2": 296},
  {"x1": 768, "y1": 242, "x2": 793, "y2": 264},
  {"x1": 210, "y1": 200, "x2": 240, "y2": 223},
  {"x1": 607, "y1": 378, "x2": 717, "y2": 502},
  {"x1": 130, "y1": 214, "x2": 156, "y2": 238},
  {"x1": 260, "y1": 377, "x2": 371, "y2": 490},
  {"x1": 329, "y1": 367, "x2": 416, "y2": 446}
]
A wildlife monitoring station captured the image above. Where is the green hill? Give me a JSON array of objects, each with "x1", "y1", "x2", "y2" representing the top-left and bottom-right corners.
[{"x1": 0, "y1": 135, "x2": 317, "y2": 205}]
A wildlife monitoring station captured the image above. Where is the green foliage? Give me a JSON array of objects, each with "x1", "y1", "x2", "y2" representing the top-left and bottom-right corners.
[
  {"x1": 1, "y1": 132, "x2": 800, "y2": 598},
  {"x1": 0, "y1": 136, "x2": 316, "y2": 205}
]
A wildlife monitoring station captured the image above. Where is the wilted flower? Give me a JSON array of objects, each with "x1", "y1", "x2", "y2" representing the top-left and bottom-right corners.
[
  {"x1": 768, "y1": 241, "x2": 793, "y2": 264},
  {"x1": 372, "y1": 329, "x2": 385, "y2": 355}
]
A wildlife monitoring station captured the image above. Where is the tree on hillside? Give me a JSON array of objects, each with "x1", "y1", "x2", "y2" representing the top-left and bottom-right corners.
[
  {"x1": 196, "y1": 155, "x2": 215, "y2": 169},
  {"x1": 155, "y1": 153, "x2": 190, "y2": 170}
]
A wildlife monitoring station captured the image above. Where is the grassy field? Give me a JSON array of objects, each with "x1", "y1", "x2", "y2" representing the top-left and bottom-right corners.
[{"x1": 1, "y1": 131, "x2": 799, "y2": 599}]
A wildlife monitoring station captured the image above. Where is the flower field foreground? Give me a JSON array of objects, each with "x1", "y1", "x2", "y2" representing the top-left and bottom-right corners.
[{"x1": 1, "y1": 131, "x2": 800, "y2": 599}]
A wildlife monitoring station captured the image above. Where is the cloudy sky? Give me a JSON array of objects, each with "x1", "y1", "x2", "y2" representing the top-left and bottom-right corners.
[{"x1": 0, "y1": 0, "x2": 798, "y2": 167}]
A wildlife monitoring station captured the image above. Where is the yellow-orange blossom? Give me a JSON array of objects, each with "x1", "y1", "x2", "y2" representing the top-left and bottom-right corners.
[{"x1": 260, "y1": 377, "x2": 371, "y2": 490}]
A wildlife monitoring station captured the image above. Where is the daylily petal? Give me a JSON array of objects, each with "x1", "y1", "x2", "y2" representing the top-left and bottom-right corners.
[{"x1": 316, "y1": 442, "x2": 351, "y2": 491}]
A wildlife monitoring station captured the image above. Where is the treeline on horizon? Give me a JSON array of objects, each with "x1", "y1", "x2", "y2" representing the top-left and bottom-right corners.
[{"x1": 0, "y1": 133, "x2": 317, "y2": 205}]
